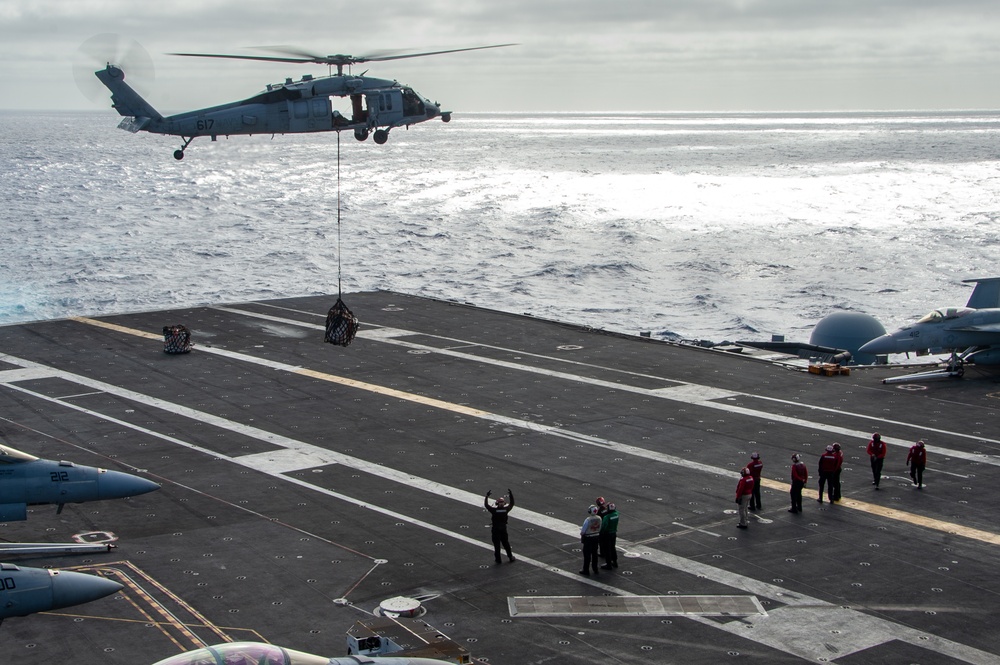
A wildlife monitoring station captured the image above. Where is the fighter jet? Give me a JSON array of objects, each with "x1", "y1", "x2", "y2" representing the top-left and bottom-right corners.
[
  {"x1": 859, "y1": 277, "x2": 1000, "y2": 365},
  {"x1": 151, "y1": 615, "x2": 470, "y2": 664},
  {"x1": 0, "y1": 444, "x2": 160, "y2": 521},
  {"x1": 0, "y1": 563, "x2": 122, "y2": 624},
  {"x1": 150, "y1": 642, "x2": 457, "y2": 665}
]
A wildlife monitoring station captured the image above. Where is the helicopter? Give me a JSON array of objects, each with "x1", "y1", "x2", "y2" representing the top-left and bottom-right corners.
[{"x1": 95, "y1": 44, "x2": 514, "y2": 160}]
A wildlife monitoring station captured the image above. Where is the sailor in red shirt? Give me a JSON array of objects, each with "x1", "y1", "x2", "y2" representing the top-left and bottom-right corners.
[
  {"x1": 747, "y1": 452, "x2": 763, "y2": 511},
  {"x1": 831, "y1": 443, "x2": 844, "y2": 502},
  {"x1": 789, "y1": 454, "x2": 808, "y2": 513},
  {"x1": 735, "y1": 468, "x2": 755, "y2": 529},
  {"x1": 867, "y1": 432, "x2": 887, "y2": 489},
  {"x1": 817, "y1": 445, "x2": 839, "y2": 504},
  {"x1": 906, "y1": 440, "x2": 928, "y2": 488}
]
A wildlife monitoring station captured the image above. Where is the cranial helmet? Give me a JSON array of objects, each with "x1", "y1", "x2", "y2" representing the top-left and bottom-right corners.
[
  {"x1": 826, "y1": 445, "x2": 834, "y2": 452},
  {"x1": 751, "y1": 452, "x2": 760, "y2": 459},
  {"x1": 872, "y1": 433, "x2": 881, "y2": 441},
  {"x1": 595, "y1": 496, "x2": 606, "y2": 506},
  {"x1": 495, "y1": 497, "x2": 506, "y2": 506},
  {"x1": 917, "y1": 440, "x2": 925, "y2": 448},
  {"x1": 588, "y1": 505, "x2": 599, "y2": 515},
  {"x1": 791, "y1": 453, "x2": 801, "y2": 462},
  {"x1": 833, "y1": 443, "x2": 841, "y2": 451},
  {"x1": 741, "y1": 467, "x2": 750, "y2": 476},
  {"x1": 608, "y1": 503, "x2": 616, "y2": 511}
]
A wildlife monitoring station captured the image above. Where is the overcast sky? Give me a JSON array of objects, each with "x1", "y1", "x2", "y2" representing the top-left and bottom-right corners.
[{"x1": 4, "y1": 0, "x2": 1000, "y2": 113}]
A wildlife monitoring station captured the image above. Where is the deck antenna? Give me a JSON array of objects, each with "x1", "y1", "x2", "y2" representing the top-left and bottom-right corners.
[{"x1": 323, "y1": 130, "x2": 360, "y2": 346}]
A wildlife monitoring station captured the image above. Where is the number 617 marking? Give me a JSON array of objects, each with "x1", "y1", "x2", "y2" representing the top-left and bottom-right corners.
[{"x1": 197, "y1": 119, "x2": 214, "y2": 131}]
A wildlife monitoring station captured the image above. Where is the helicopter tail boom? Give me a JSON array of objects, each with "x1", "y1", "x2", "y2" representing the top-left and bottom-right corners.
[{"x1": 95, "y1": 65, "x2": 163, "y2": 124}]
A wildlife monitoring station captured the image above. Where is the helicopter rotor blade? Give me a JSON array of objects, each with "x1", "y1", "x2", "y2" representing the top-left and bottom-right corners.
[
  {"x1": 168, "y1": 43, "x2": 517, "y2": 68},
  {"x1": 246, "y1": 45, "x2": 331, "y2": 61},
  {"x1": 357, "y1": 44, "x2": 518, "y2": 63},
  {"x1": 168, "y1": 52, "x2": 316, "y2": 65},
  {"x1": 74, "y1": 33, "x2": 155, "y2": 103}
]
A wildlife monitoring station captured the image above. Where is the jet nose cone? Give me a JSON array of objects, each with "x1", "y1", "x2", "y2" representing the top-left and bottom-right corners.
[
  {"x1": 98, "y1": 470, "x2": 160, "y2": 500},
  {"x1": 50, "y1": 569, "x2": 122, "y2": 611},
  {"x1": 859, "y1": 334, "x2": 896, "y2": 355}
]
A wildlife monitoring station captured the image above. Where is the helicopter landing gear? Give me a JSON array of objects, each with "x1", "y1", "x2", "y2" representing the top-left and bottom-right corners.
[
  {"x1": 441, "y1": 112, "x2": 451, "y2": 123},
  {"x1": 373, "y1": 129, "x2": 389, "y2": 145},
  {"x1": 173, "y1": 137, "x2": 195, "y2": 160},
  {"x1": 354, "y1": 128, "x2": 369, "y2": 142}
]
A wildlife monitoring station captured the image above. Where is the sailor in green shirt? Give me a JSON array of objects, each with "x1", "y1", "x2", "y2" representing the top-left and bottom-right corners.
[{"x1": 599, "y1": 502, "x2": 619, "y2": 569}]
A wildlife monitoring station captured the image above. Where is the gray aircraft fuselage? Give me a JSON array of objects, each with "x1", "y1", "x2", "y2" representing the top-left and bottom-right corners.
[
  {"x1": 0, "y1": 445, "x2": 160, "y2": 521},
  {"x1": 859, "y1": 306, "x2": 1000, "y2": 362},
  {"x1": 859, "y1": 277, "x2": 1000, "y2": 364},
  {"x1": 0, "y1": 563, "x2": 123, "y2": 621},
  {"x1": 96, "y1": 65, "x2": 441, "y2": 140}
]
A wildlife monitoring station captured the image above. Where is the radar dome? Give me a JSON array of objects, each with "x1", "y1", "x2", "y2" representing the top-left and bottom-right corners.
[{"x1": 809, "y1": 312, "x2": 886, "y2": 365}]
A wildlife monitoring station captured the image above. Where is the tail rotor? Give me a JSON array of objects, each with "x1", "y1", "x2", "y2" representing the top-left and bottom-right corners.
[{"x1": 74, "y1": 33, "x2": 155, "y2": 104}]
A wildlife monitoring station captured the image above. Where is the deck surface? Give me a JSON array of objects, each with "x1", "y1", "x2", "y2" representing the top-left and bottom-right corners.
[{"x1": 1, "y1": 291, "x2": 999, "y2": 664}]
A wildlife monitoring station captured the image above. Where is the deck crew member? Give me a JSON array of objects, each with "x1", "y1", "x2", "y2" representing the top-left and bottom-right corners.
[
  {"x1": 747, "y1": 452, "x2": 763, "y2": 511},
  {"x1": 789, "y1": 454, "x2": 808, "y2": 513},
  {"x1": 907, "y1": 440, "x2": 927, "y2": 488},
  {"x1": 831, "y1": 443, "x2": 844, "y2": 502},
  {"x1": 735, "y1": 468, "x2": 754, "y2": 529},
  {"x1": 599, "y1": 502, "x2": 619, "y2": 569},
  {"x1": 867, "y1": 432, "x2": 887, "y2": 489},
  {"x1": 579, "y1": 505, "x2": 603, "y2": 575},
  {"x1": 817, "y1": 445, "x2": 838, "y2": 503},
  {"x1": 484, "y1": 489, "x2": 516, "y2": 564}
]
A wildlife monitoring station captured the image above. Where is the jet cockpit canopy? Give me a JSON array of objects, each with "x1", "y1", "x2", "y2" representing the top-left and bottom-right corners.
[
  {"x1": 917, "y1": 307, "x2": 975, "y2": 324},
  {"x1": 151, "y1": 643, "x2": 329, "y2": 665},
  {"x1": 0, "y1": 445, "x2": 39, "y2": 464}
]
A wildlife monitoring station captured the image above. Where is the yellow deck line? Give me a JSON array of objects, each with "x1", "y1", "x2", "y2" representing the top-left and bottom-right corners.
[
  {"x1": 758, "y1": 477, "x2": 1000, "y2": 545},
  {"x1": 72, "y1": 317, "x2": 163, "y2": 341},
  {"x1": 72, "y1": 317, "x2": 1000, "y2": 548}
]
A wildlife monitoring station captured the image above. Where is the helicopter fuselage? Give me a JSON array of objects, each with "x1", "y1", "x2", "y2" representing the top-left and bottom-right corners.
[
  {"x1": 96, "y1": 65, "x2": 450, "y2": 158},
  {"x1": 160, "y1": 74, "x2": 438, "y2": 137}
]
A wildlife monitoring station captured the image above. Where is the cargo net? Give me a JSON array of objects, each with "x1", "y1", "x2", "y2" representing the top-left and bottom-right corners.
[
  {"x1": 325, "y1": 298, "x2": 360, "y2": 347},
  {"x1": 163, "y1": 324, "x2": 192, "y2": 354}
]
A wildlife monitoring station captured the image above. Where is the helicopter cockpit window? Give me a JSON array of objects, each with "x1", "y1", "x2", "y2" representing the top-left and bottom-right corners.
[
  {"x1": 402, "y1": 88, "x2": 425, "y2": 116},
  {"x1": 0, "y1": 446, "x2": 38, "y2": 464},
  {"x1": 917, "y1": 307, "x2": 973, "y2": 324}
]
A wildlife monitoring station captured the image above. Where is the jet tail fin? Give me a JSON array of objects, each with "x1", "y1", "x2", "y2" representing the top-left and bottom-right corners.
[
  {"x1": 94, "y1": 65, "x2": 162, "y2": 124},
  {"x1": 962, "y1": 277, "x2": 1000, "y2": 309}
]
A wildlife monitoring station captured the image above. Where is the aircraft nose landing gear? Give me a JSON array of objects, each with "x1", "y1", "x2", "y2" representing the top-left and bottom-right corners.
[{"x1": 174, "y1": 137, "x2": 195, "y2": 160}]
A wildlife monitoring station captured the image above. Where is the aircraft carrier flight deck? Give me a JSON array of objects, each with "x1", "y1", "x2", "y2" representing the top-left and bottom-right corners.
[{"x1": 1, "y1": 291, "x2": 999, "y2": 664}]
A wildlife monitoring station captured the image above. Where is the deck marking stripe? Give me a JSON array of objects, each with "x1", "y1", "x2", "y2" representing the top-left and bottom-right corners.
[
  {"x1": 755, "y1": 477, "x2": 1000, "y2": 545},
  {"x1": 226, "y1": 304, "x2": 1000, "y2": 451},
  {"x1": 0, "y1": 372, "x2": 624, "y2": 592},
  {"x1": 215, "y1": 307, "x2": 1000, "y2": 458},
  {"x1": 56, "y1": 322, "x2": 1000, "y2": 544},
  {"x1": 670, "y1": 522, "x2": 721, "y2": 537},
  {"x1": 1, "y1": 358, "x2": 995, "y2": 663}
]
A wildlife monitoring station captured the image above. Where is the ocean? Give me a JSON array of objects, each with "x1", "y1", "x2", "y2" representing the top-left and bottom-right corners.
[{"x1": 2, "y1": 110, "x2": 999, "y2": 343}]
